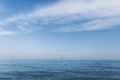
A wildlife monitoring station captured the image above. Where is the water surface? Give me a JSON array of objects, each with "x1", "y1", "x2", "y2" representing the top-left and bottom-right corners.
[{"x1": 0, "y1": 60, "x2": 120, "y2": 80}]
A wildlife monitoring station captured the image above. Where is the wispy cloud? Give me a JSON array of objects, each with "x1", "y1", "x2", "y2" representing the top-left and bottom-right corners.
[
  {"x1": 0, "y1": 0, "x2": 120, "y2": 35},
  {"x1": 0, "y1": 28, "x2": 15, "y2": 35}
]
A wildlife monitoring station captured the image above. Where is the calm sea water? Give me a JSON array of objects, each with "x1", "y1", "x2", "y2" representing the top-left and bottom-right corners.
[{"x1": 0, "y1": 60, "x2": 120, "y2": 80}]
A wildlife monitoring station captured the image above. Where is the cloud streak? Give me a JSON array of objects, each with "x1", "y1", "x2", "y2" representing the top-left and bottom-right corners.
[{"x1": 0, "y1": 0, "x2": 120, "y2": 35}]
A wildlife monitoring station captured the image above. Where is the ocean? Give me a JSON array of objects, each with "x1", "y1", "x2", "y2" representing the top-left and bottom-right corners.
[{"x1": 0, "y1": 60, "x2": 120, "y2": 80}]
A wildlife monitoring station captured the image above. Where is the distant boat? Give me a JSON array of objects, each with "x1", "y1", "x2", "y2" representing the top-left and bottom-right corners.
[{"x1": 61, "y1": 57, "x2": 63, "y2": 60}]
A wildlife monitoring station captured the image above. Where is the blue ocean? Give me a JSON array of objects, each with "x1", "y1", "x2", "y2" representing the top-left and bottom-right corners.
[{"x1": 0, "y1": 60, "x2": 120, "y2": 80}]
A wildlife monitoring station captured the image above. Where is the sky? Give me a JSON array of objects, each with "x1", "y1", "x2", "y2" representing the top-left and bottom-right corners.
[{"x1": 0, "y1": 0, "x2": 120, "y2": 60}]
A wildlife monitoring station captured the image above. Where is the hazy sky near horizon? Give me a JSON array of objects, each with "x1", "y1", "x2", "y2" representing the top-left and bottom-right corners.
[{"x1": 0, "y1": 0, "x2": 120, "y2": 59}]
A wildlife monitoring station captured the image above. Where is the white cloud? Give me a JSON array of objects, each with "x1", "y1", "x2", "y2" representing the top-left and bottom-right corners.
[
  {"x1": 0, "y1": 0, "x2": 120, "y2": 35},
  {"x1": 0, "y1": 29, "x2": 15, "y2": 35}
]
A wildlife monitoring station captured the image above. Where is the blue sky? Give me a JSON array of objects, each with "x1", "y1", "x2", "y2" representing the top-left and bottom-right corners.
[{"x1": 0, "y1": 0, "x2": 120, "y2": 59}]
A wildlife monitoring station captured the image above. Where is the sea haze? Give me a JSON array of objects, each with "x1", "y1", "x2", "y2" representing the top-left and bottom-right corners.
[{"x1": 0, "y1": 60, "x2": 120, "y2": 80}]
